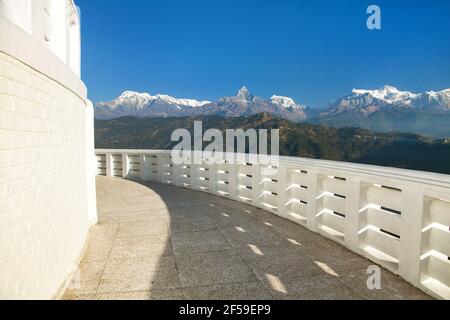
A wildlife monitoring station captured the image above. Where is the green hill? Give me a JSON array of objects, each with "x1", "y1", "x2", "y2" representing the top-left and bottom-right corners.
[{"x1": 95, "y1": 113, "x2": 450, "y2": 174}]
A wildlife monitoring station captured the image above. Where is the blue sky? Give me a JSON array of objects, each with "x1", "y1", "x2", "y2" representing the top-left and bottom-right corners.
[{"x1": 76, "y1": 0, "x2": 450, "y2": 108}]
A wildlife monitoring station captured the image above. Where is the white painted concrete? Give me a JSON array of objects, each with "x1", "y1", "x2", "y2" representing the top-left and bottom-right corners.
[
  {"x1": 0, "y1": 0, "x2": 81, "y2": 76},
  {"x1": 95, "y1": 149, "x2": 450, "y2": 300},
  {"x1": 0, "y1": 0, "x2": 96, "y2": 299}
]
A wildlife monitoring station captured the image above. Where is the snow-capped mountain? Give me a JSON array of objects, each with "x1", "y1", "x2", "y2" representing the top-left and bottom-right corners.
[
  {"x1": 321, "y1": 85, "x2": 450, "y2": 117},
  {"x1": 94, "y1": 85, "x2": 450, "y2": 137},
  {"x1": 413, "y1": 89, "x2": 450, "y2": 110},
  {"x1": 95, "y1": 87, "x2": 310, "y2": 121},
  {"x1": 235, "y1": 86, "x2": 255, "y2": 101},
  {"x1": 271, "y1": 95, "x2": 306, "y2": 109},
  {"x1": 101, "y1": 91, "x2": 211, "y2": 109},
  {"x1": 317, "y1": 85, "x2": 450, "y2": 137},
  {"x1": 95, "y1": 91, "x2": 211, "y2": 119},
  {"x1": 352, "y1": 85, "x2": 419, "y2": 103},
  {"x1": 190, "y1": 87, "x2": 310, "y2": 121},
  {"x1": 106, "y1": 91, "x2": 154, "y2": 110}
]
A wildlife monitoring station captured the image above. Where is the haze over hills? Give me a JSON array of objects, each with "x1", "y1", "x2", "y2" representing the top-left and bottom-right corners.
[{"x1": 95, "y1": 113, "x2": 450, "y2": 174}]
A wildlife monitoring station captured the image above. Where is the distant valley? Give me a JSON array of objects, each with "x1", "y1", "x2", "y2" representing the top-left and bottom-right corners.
[{"x1": 95, "y1": 113, "x2": 450, "y2": 174}]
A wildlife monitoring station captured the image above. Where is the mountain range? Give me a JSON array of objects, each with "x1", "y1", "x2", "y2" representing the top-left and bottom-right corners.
[
  {"x1": 315, "y1": 85, "x2": 450, "y2": 138},
  {"x1": 95, "y1": 86, "x2": 311, "y2": 122},
  {"x1": 94, "y1": 85, "x2": 450, "y2": 137}
]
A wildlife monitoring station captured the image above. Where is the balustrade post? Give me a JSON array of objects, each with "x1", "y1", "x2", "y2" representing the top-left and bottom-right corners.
[
  {"x1": 344, "y1": 178, "x2": 363, "y2": 251},
  {"x1": 306, "y1": 170, "x2": 320, "y2": 232},
  {"x1": 228, "y1": 163, "x2": 238, "y2": 201},
  {"x1": 172, "y1": 159, "x2": 181, "y2": 187},
  {"x1": 121, "y1": 153, "x2": 129, "y2": 178},
  {"x1": 105, "y1": 153, "x2": 113, "y2": 177},
  {"x1": 156, "y1": 154, "x2": 165, "y2": 183},
  {"x1": 277, "y1": 165, "x2": 288, "y2": 218},
  {"x1": 189, "y1": 163, "x2": 197, "y2": 190},
  {"x1": 208, "y1": 162, "x2": 217, "y2": 195},
  {"x1": 139, "y1": 154, "x2": 146, "y2": 180},
  {"x1": 399, "y1": 188, "x2": 425, "y2": 284},
  {"x1": 252, "y1": 163, "x2": 261, "y2": 208}
]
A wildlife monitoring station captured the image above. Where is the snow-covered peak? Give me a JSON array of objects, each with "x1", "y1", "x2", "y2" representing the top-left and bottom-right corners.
[
  {"x1": 99, "y1": 91, "x2": 211, "y2": 110},
  {"x1": 120, "y1": 90, "x2": 151, "y2": 98},
  {"x1": 153, "y1": 94, "x2": 211, "y2": 107},
  {"x1": 420, "y1": 89, "x2": 450, "y2": 109},
  {"x1": 101, "y1": 91, "x2": 154, "y2": 111},
  {"x1": 352, "y1": 85, "x2": 419, "y2": 103},
  {"x1": 271, "y1": 95, "x2": 305, "y2": 109},
  {"x1": 236, "y1": 86, "x2": 255, "y2": 101},
  {"x1": 326, "y1": 86, "x2": 450, "y2": 115},
  {"x1": 352, "y1": 85, "x2": 398, "y2": 96},
  {"x1": 425, "y1": 89, "x2": 450, "y2": 98}
]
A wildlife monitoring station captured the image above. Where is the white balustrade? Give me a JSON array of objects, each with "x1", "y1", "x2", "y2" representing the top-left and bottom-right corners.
[{"x1": 95, "y1": 149, "x2": 450, "y2": 299}]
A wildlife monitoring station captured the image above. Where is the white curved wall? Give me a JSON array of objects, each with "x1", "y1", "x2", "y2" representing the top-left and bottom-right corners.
[{"x1": 0, "y1": 4, "x2": 95, "y2": 299}]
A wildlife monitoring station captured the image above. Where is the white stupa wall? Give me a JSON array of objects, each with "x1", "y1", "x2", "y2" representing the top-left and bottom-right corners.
[{"x1": 0, "y1": 0, "x2": 96, "y2": 299}]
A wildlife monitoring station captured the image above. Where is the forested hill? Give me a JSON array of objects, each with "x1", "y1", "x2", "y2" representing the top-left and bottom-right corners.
[{"x1": 95, "y1": 113, "x2": 450, "y2": 174}]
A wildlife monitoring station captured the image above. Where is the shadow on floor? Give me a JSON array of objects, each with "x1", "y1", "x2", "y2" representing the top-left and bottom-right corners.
[{"x1": 62, "y1": 176, "x2": 431, "y2": 300}]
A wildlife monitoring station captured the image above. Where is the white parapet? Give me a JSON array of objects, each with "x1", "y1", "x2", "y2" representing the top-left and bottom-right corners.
[{"x1": 95, "y1": 149, "x2": 450, "y2": 300}]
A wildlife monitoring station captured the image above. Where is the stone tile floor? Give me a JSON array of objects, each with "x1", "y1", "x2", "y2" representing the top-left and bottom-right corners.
[{"x1": 61, "y1": 176, "x2": 432, "y2": 300}]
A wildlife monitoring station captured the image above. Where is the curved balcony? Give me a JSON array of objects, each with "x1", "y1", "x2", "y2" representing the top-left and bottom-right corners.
[{"x1": 65, "y1": 149, "x2": 450, "y2": 299}]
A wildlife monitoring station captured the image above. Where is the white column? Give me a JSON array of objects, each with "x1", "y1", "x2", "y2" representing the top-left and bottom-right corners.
[
  {"x1": 228, "y1": 163, "x2": 238, "y2": 201},
  {"x1": 121, "y1": 153, "x2": 129, "y2": 178},
  {"x1": 139, "y1": 155, "x2": 147, "y2": 180},
  {"x1": 42, "y1": 0, "x2": 68, "y2": 63},
  {"x1": 190, "y1": 163, "x2": 199, "y2": 190},
  {"x1": 399, "y1": 188, "x2": 425, "y2": 284},
  {"x1": 276, "y1": 165, "x2": 288, "y2": 218},
  {"x1": 105, "y1": 154, "x2": 113, "y2": 177},
  {"x1": 68, "y1": 15, "x2": 80, "y2": 76},
  {"x1": 157, "y1": 154, "x2": 165, "y2": 183},
  {"x1": 252, "y1": 163, "x2": 261, "y2": 208},
  {"x1": 344, "y1": 179, "x2": 362, "y2": 251},
  {"x1": 172, "y1": 159, "x2": 182, "y2": 187},
  {"x1": 30, "y1": 0, "x2": 44, "y2": 42},
  {"x1": 208, "y1": 162, "x2": 217, "y2": 195},
  {"x1": 306, "y1": 170, "x2": 320, "y2": 232}
]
